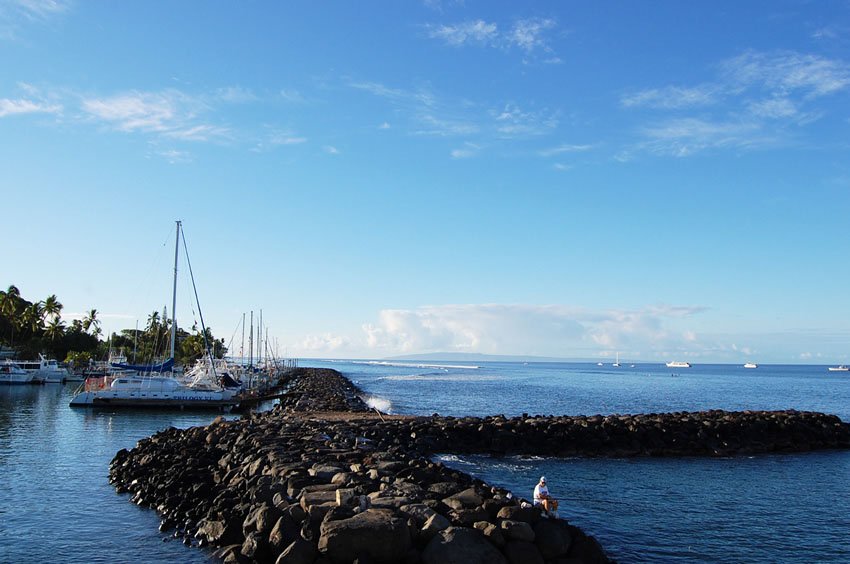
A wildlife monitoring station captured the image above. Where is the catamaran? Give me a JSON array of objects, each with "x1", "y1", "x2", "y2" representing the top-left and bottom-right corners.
[{"x1": 70, "y1": 221, "x2": 240, "y2": 410}]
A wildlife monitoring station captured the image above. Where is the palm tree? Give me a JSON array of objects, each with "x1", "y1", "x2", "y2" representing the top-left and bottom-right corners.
[
  {"x1": 45, "y1": 317, "x2": 66, "y2": 341},
  {"x1": 22, "y1": 301, "x2": 45, "y2": 336},
  {"x1": 1, "y1": 285, "x2": 21, "y2": 345},
  {"x1": 82, "y1": 309, "x2": 100, "y2": 335},
  {"x1": 43, "y1": 294, "x2": 63, "y2": 321}
]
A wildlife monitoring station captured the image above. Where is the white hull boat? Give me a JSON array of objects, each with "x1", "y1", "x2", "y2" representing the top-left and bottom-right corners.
[
  {"x1": 744, "y1": 363, "x2": 758, "y2": 369},
  {"x1": 828, "y1": 365, "x2": 849, "y2": 372},
  {"x1": 15, "y1": 355, "x2": 70, "y2": 383},
  {"x1": 666, "y1": 361, "x2": 691, "y2": 368},
  {"x1": 70, "y1": 375, "x2": 237, "y2": 409},
  {"x1": 0, "y1": 361, "x2": 34, "y2": 385},
  {"x1": 70, "y1": 221, "x2": 239, "y2": 410}
]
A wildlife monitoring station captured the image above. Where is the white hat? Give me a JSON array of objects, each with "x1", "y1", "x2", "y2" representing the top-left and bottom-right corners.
[{"x1": 540, "y1": 476, "x2": 546, "y2": 482}]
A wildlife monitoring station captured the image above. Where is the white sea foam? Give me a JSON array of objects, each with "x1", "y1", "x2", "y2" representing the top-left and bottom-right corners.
[
  {"x1": 353, "y1": 360, "x2": 480, "y2": 370},
  {"x1": 364, "y1": 395, "x2": 393, "y2": 414},
  {"x1": 382, "y1": 374, "x2": 500, "y2": 382}
]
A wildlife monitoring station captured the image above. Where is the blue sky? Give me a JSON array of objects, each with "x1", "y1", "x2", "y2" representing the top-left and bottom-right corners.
[{"x1": 2, "y1": 1, "x2": 850, "y2": 363}]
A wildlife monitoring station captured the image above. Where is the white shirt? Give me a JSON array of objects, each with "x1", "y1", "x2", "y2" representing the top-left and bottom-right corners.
[{"x1": 533, "y1": 483, "x2": 549, "y2": 505}]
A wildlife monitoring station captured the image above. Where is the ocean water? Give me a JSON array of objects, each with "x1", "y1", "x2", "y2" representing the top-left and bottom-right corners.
[
  {"x1": 313, "y1": 360, "x2": 850, "y2": 563},
  {"x1": 1, "y1": 362, "x2": 849, "y2": 562}
]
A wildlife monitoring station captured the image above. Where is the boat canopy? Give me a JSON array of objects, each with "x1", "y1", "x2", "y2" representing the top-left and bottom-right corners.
[{"x1": 110, "y1": 358, "x2": 175, "y2": 373}]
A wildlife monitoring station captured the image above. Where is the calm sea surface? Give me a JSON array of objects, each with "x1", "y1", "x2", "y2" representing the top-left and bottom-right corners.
[{"x1": 1, "y1": 361, "x2": 849, "y2": 562}]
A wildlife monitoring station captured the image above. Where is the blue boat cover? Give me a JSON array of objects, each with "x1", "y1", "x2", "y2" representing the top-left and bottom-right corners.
[{"x1": 110, "y1": 357, "x2": 175, "y2": 373}]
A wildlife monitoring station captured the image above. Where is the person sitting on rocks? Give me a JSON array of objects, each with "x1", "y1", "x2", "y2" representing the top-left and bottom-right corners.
[{"x1": 533, "y1": 476, "x2": 559, "y2": 517}]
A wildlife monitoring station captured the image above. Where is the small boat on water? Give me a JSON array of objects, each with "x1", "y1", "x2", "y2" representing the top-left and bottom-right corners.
[
  {"x1": 0, "y1": 361, "x2": 33, "y2": 384},
  {"x1": 744, "y1": 363, "x2": 758, "y2": 369},
  {"x1": 612, "y1": 352, "x2": 621, "y2": 367},
  {"x1": 14, "y1": 355, "x2": 70, "y2": 383},
  {"x1": 666, "y1": 361, "x2": 691, "y2": 368},
  {"x1": 828, "y1": 365, "x2": 849, "y2": 372}
]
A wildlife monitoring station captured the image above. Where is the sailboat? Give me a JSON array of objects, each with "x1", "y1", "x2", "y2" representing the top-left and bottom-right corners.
[
  {"x1": 612, "y1": 352, "x2": 621, "y2": 367},
  {"x1": 70, "y1": 221, "x2": 239, "y2": 410}
]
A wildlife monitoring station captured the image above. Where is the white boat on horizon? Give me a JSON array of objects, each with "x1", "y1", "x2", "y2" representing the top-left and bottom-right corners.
[
  {"x1": 613, "y1": 352, "x2": 621, "y2": 367},
  {"x1": 0, "y1": 361, "x2": 34, "y2": 385},
  {"x1": 828, "y1": 365, "x2": 849, "y2": 372},
  {"x1": 70, "y1": 221, "x2": 240, "y2": 410},
  {"x1": 666, "y1": 361, "x2": 691, "y2": 368},
  {"x1": 744, "y1": 363, "x2": 758, "y2": 369}
]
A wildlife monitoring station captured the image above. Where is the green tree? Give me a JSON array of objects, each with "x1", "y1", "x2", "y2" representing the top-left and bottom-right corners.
[
  {"x1": 0, "y1": 285, "x2": 21, "y2": 346},
  {"x1": 45, "y1": 317, "x2": 66, "y2": 341},
  {"x1": 82, "y1": 309, "x2": 100, "y2": 335},
  {"x1": 43, "y1": 294, "x2": 63, "y2": 321}
]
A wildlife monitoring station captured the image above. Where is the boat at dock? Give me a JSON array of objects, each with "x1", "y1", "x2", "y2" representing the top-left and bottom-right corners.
[
  {"x1": 0, "y1": 361, "x2": 34, "y2": 384},
  {"x1": 828, "y1": 365, "x2": 849, "y2": 372},
  {"x1": 666, "y1": 361, "x2": 691, "y2": 368},
  {"x1": 13, "y1": 355, "x2": 71, "y2": 383},
  {"x1": 70, "y1": 221, "x2": 240, "y2": 410}
]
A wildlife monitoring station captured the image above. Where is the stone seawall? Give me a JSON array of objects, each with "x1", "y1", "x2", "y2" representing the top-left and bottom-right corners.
[{"x1": 109, "y1": 368, "x2": 850, "y2": 563}]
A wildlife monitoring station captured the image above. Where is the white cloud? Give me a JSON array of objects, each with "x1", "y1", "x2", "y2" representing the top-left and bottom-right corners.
[
  {"x1": 269, "y1": 133, "x2": 307, "y2": 145},
  {"x1": 323, "y1": 145, "x2": 339, "y2": 154},
  {"x1": 621, "y1": 85, "x2": 718, "y2": 109},
  {"x1": 215, "y1": 86, "x2": 256, "y2": 103},
  {"x1": 361, "y1": 303, "x2": 707, "y2": 357},
  {"x1": 493, "y1": 103, "x2": 558, "y2": 137},
  {"x1": 280, "y1": 89, "x2": 306, "y2": 103},
  {"x1": 450, "y1": 142, "x2": 480, "y2": 159},
  {"x1": 639, "y1": 117, "x2": 770, "y2": 157},
  {"x1": 155, "y1": 148, "x2": 192, "y2": 164},
  {"x1": 0, "y1": 97, "x2": 61, "y2": 117},
  {"x1": 720, "y1": 51, "x2": 850, "y2": 98},
  {"x1": 379, "y1": 121, "x2": 391, "y2": 130},
  {"x1": 508, "y1": 17, "x2": 556, "y2": 52},
  {"x1": 539, "y1": 143, "x2": 594, "y2": 157},
  {"x1": 746, "y1": 97, "x2": 798, "y2": 119},
  {"x1": 81, "y1": 89, "x2": 238, "y2": 142},
  {"x1": 553, "y1": 163, "x2": 572, "y2": 171},
  {"x1": 299, "y1": 333, "x2": 351, "y2": 352},
  {"x1": 427, "y1": 20, "x2": 498, "y2": 46}
]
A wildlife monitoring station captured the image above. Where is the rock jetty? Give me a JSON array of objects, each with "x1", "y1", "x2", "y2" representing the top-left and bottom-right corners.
[{"x1": 109, "y1": 368, "x2": 850, "y2": 563}]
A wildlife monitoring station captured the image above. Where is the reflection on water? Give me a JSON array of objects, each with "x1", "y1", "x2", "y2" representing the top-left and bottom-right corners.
[{"x1": 0, "y1": 383, "x2": 218, "y2": 563}]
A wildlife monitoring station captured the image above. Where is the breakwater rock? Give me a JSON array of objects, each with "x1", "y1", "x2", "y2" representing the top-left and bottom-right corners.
[{"x1": 109, "y1": 368, "x2": 850, "y2": 563}]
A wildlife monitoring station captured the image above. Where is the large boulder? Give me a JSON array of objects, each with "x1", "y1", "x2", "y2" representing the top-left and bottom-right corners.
[
  {"x1": 318, "y1": 508, "x2": 411, "y2": 563},
  {"x1": 442, "y1": 487, "x2": 484, "y2": 511},
  {"x1": 504, "y1": 540, "x2": 544, "y2": 564},
  {"x1": 275, "y1": 537, "x2": 318, "y2": 564},
  {"x1": 533, "y1": 519, "x2": 572, "y2": 559},
  {"x1": 421, "y1": 527, "x2": 508, "y2": 564}
]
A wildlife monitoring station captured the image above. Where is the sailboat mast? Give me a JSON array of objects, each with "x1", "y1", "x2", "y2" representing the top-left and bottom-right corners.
[{"x1": 170, "y1": 220, "x2": 180, "y2": 360}]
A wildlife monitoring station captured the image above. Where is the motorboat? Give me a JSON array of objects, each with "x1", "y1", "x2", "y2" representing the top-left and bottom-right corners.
[
  {"x1": 744, "y1": 363, "x2": 758, "y2": 369},
  {"x1": 666, "y1": 361, "x2": 691, "y2": 368},
  {"x1": 13, "y1": 355, "x2": 70, "y2": 383},
  {"x1": 828, "y1": 365, "x2": 849, "y2": 372},
  {"x1": 0, "y1": 361, "x2": 34, "y2": 384}
]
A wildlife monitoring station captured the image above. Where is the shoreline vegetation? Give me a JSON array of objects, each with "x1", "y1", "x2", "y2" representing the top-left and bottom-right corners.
[
  {"x1": 109, "y1": 368, "x2": 850, "y2": 563},
  {"x1": 0, "y1": 284, "x2": 226, "y2": 368}
]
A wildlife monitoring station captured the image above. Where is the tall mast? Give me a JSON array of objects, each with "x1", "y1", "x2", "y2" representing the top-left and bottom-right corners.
[
  {"x1": 249, "y1": 310, "x2": 254, "y2": 368},
  {"x1": 170, "y1": 220, "x2": 180, "y2": 360},
  {"x1": 241, "y1": 312, "x2": 245, "y2": 363}
]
